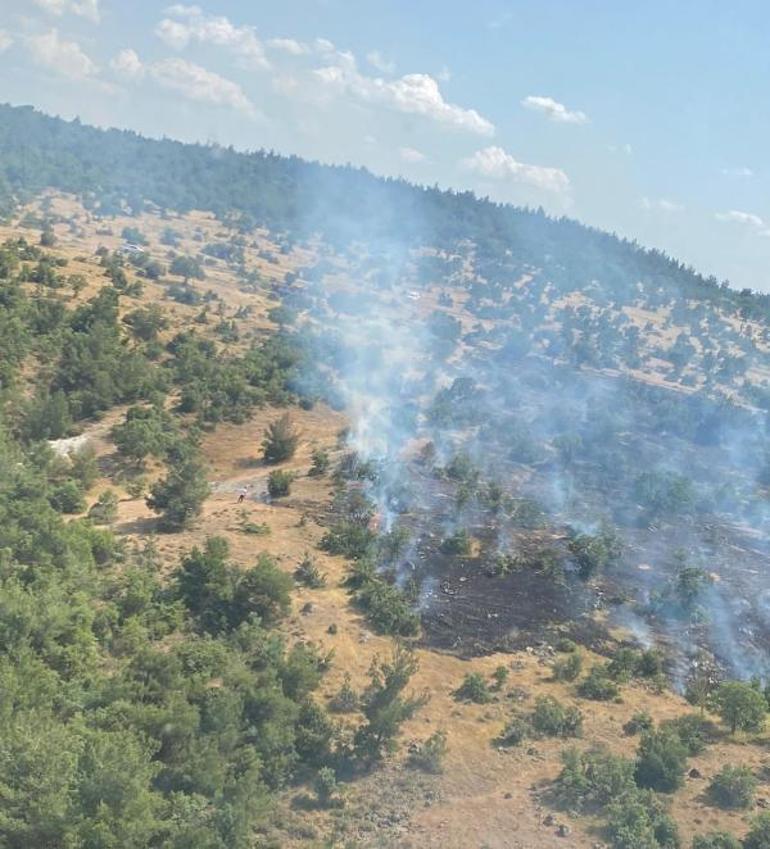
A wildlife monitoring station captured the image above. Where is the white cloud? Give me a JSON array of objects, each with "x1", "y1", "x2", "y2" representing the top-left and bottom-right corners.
[
  {"x1": 151, "y1": 57, "x2": 255, "y2": 114},
  {"x1": 721, "y1": 166, "x2": 754, "y2": 178},
  {"x1": 366, "y1": 50, "x2": 395, "y2": 74},
  {"x1": 462, "y1": 145, "x2": 570, "y2": 193},
  {"x1": 315, "y1": 53, "x2": 494, "y2": 135},
  {"x1": 110, "y1": 48, "x2": 144, "y2": 79},
  {"x1": 267, "y1": 37, "x2": 308, "y2": 55},
  {"x1": 110, "y1": 48, "x2": 255, "y2": 115},
  {"x1": 436, "y1": 65, "x2": 451, "y2": 82},
  {"x1": 156, "y1": 6, "x2": 269, "y2": 69},
  {"x1": 715, "y1": 209, "x2": 770, "y2": 236},
  {"x1": 27, "y1": 29, "x2": 97, "y2": 79},
  {"x1": 521, "y1": 95, "x2": 588, "y2": 124},
  {"x1": 0, "y1": 30, "x2": 13, "y2": 53},
  {"x1": 641, "y1": 197, "x2": 684, "y2": 213},
  {"x1": 399, "y1": 146, "x2": 426, "y2": 163},
  {"x1": 32, "y1": 0, "x2": 100, "y2": 22}
]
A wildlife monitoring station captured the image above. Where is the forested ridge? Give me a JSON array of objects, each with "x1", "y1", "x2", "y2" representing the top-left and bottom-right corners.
[{"x1": 0, "y1": 102, "x2": 768, "y2": 320}]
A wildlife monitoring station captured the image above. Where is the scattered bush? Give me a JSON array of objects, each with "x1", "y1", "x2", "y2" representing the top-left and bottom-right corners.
[
  {"x1": 497, "y1": 716, "x2": 529, "y2": 747},
  {"x1": 88, "y1": 489, "x2": 119, "y2": 524},
  {"x1": 606, "y1": 788, "x2": 679, "y2": 849},
  {"x1": 295, "y1": 553, "x2": 327, "y2": 588},
  {"x1": 552, "y1": 651, "x2": 583, "y2": 682},
  {"x1": 578, "y1": 665, "x2": 620, "y2": 701},
  {"x1": 440, "y1": 529, "x2": 472, "y2": 556},
  {"x1": 329, "y1": 672, "x2": 358, "y2": 713},
  {"x1": 309, "y1": 447, "x2": 330, "y2": 476},
  {"x1": 408, "y1": 730, "x2": 448, "y2": 774},
  {"x1": 661, "y1": 714, "x2": 712, "y2": 756},
  {"x1": 554, "y1": 746, "x2": 635, "y2": 811},
  {"x1": 692, "y1": 833, "x2": 741, "y2": 849},
  {"x1": 708, "y1": 764, "x2": 757, "y2": 809},
  {"x1": 743, "y1": 812, "x2": 770, "y2": 849},
  {"x1": 530, "y1": 696, "x2": 583, "y2": 738},
  {"x1": 454, "y1": 672, "x2": 493, "y2": 704},
  {"x1": 623, "y1": 711, "x2": 654, "y2": 736}
]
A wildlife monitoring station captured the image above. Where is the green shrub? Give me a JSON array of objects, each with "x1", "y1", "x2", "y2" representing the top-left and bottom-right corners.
[
  {"x1": 691, "y1": 833, "x2": 741, "y2": 849},
  {"x1": 606, "y1": 788, "x2": 679, "y2": 849},
  {"x1": 408, "y1": 729, "x2": 448, "y2": 774},
  {"x1": 578, "y1": 665, "x2": 620, "y2": 701},
  {"x1": 743, "y1": 813, "x2": 770, "y2": 849},
  {"x1": 554, "y1": 746, "x2": 636, "y2": 811},
  {"x1": 267, "y1": 469, "x2": 294, "y2": 498},
  {"x1": 530, "y1": 696, "x2": 583, "y2": 738},
  {"x1": 708, "y1": 764, "x2": 756, "y2": 809},
  {"x1": 623, "y1": 711, "x2": 654, "y2": 736},
  {"x1": 634, "y1": 729, "x2": 688, "y2": 793},
  {"x1": 661, "y1": 714, "x2": 712, "y2": 755},
  {"x1": 454, "y1": 672, "x2": 492, "y2": 704},
  {"x1": 295, "y1": 553, "x2": 327, "y2": 588},
  {"x1": 309, "y1": 448, "x2": 330, "y2": 476},
  {"x1": 552, "y1": 651, "x2": 583, "y2": 682},
  {"x1": 497, "y1": 715, "x2": 529, "y2": 747},
  {"x1": 492, "y1": 665, "x2": 509, "y2": 689},
  {"x1": 329, "y1": 672, "x2": 358, "y2": 713},
  {"x1": 440, "y1": 529, "x2": 472, "y2": 556},
  {"x1": 49, "y1": 479, "x2": 86, "y2": 514},
  {"x1": 314, "y1": 767, "x2": 338, "y2": 808},
  {"x1": 88, "y1": 489, "x2": 119, "y2": 524},
  {"x1": 354, "y1": 575, "x2": 420, "y2": 637}
]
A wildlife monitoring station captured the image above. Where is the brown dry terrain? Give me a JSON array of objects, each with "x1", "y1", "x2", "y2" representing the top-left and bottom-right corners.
[{"x1": 7, "y1": 194, "x2": 770, "y2": 849}]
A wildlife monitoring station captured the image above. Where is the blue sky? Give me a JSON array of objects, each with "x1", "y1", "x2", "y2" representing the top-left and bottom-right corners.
[{"x1": 2, "y1": 1, "x2": 770, "y2": 290}]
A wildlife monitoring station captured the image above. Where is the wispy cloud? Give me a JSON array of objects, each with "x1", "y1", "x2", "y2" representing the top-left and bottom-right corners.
[
  {"x1": 366, "y1": 50, "x2": 395, "y2": 74},
  {"x1": 521, "y1": 95, "x2": 588, "y2": 124},
  {"x1": 32, "y1": 0, "x2": 100, "y2": 23},
  {"x1": 0, "y1": 30, "x2": 13, "y2": 53},
  {"x1": 315, "y1": 52, "x2": 494, "y2": 135},
  {"x1": 715, "y1": 209, "x2": 770, "y2": 236},
  {"x1": 266, "y1": 37, "x2": 308, "y2": 56},
  {"x1": 27, "y1": 29, "x2": 97, "y2": 79},
  {"x1": 399, "y1": 146, "x2": 426, "y2": 163},
  {"x1": 721, "y1": 166, "x2": 754, "y2": 178},
  {"x1": 641, "y1": 197, "x2": 684, "y2": 213},
  {"x1": 462, "y1": 145, "x2": 569, "y2": 193},
  {"x1": 156, "y1": 5, "x2": 269, "y2": 69},
  {"x1": 111, "y1": 49, "x2": 256, "y2": 116}
]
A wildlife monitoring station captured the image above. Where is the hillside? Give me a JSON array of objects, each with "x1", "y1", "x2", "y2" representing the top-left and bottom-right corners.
[{"x1": 2, "y1": 107, "x2": 770, "y2": 849}]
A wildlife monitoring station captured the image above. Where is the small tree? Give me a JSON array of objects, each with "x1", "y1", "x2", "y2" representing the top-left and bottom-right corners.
[
  {"x1": 147, "y1": 454, "x2": 210, "y2": 530},
  {"x1": 714, "y1": 681, "x2": 767, "y2": 735},
  {"x1": 314, "y1": 767, "x2": 338, "y2": 808},
  {"x1": 262, "y1": 414, "x2": 299, "y2": 464},
  {"x1": 708, "y1": 764, "x2": 757, "y2": 809},
  {"x1": 354, "y1": 646, "x2": 427, "y2": 762}
]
